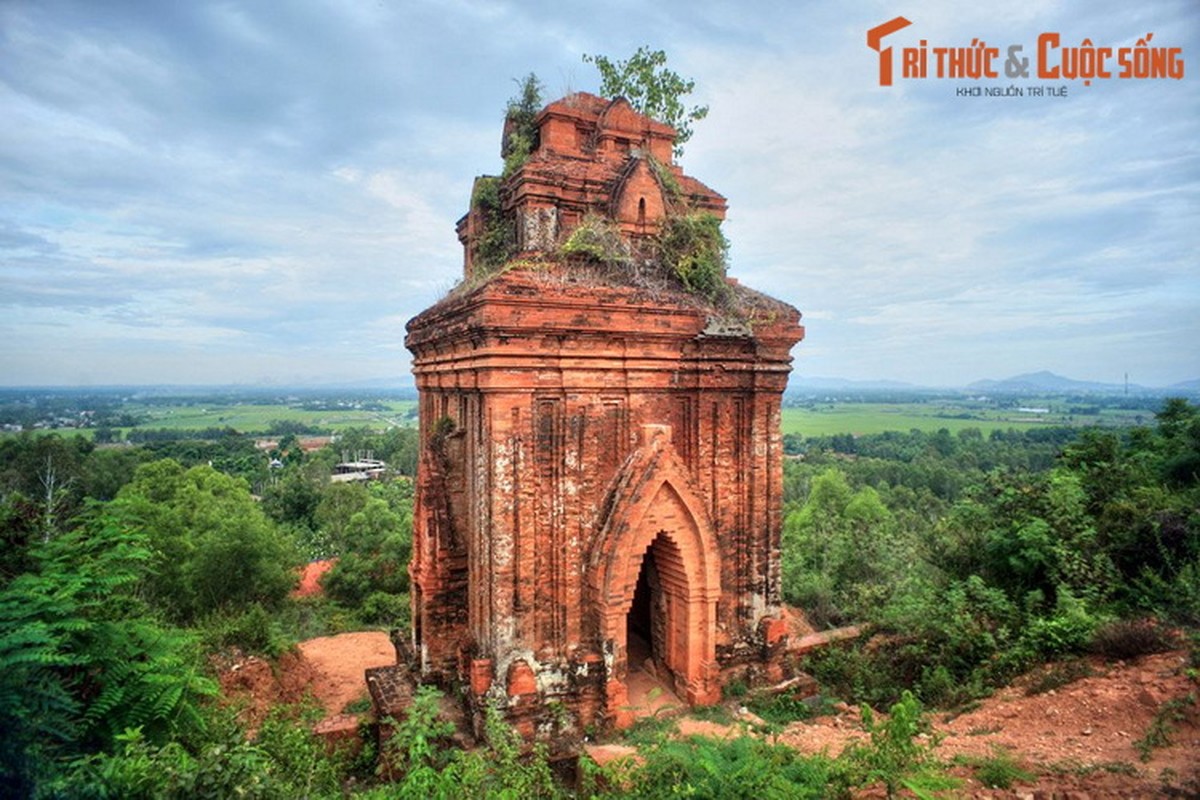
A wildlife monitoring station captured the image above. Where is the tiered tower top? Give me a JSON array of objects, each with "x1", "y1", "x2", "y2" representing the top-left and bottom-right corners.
[{"x1": 457, "y1": 93, "x2": 726, "y2": 281}]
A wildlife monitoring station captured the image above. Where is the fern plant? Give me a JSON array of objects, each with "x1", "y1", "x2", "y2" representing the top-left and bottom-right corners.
[{"x1": 0, "y1": 509, "x2": 216, "y2": 790}]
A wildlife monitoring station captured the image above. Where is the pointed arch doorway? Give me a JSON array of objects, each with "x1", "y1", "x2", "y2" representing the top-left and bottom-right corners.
[
  {"x1": 591, "y1": 431, "x2": 723, "y2": 724},
  {"x1": 625, "y1": 531, "x2": 690, "y2": 689}
]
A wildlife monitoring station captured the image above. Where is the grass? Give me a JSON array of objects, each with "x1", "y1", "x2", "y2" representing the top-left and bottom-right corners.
[
  {"x1": 5, "y1": 400, "x2": 420, "y2": 439},
  {"x1": 780, "y1": 403, "x2": 1147, "y2": 437},
  {"x1": 1134, "y1": 693, "x2": 1197, "y2": 761},
  {"x1": 955, "y1": 747, "x2": 1035, "y2": 789},
  {"x1": 130, "y1": 400, "x2": 417, "y2": 432},
  {"x1": 12, "y1": 395, "x2": 1149, "y2": 441},
  {"x1": 1024, "y1": 659, "x2": 1095, "y2": 696}
]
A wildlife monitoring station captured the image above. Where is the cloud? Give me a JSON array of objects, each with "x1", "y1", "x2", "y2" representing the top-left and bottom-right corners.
[{"x1": 0, "y1": 0, "x2": 1196, "y2": 386}]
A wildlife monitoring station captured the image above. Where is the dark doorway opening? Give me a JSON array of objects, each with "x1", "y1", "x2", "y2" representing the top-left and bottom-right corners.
[{"x1": 627, "y1": 552, "x2": 655, "y2": 671}]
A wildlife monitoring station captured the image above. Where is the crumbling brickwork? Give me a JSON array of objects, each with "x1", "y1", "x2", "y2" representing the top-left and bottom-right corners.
[{"x1": 405, "y1": 93, "x2": 804, "y2": 742}]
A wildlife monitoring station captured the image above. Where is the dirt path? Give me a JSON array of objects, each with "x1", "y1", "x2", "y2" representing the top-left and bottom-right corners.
[
  {"x1": 218, "y1": 630, "x2": 395, "y2": 728},
  {"x1": 296, "y1": 631, "x2": 395, "y2": 716}
]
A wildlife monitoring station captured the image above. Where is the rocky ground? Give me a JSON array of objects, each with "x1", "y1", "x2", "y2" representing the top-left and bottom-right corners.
[
  {"x1": 220, "y1": 631, "x2": 1199, "y2": 797},
  {"x1": 772, "y1": 649, "x2": 1198, "y2": 797}
]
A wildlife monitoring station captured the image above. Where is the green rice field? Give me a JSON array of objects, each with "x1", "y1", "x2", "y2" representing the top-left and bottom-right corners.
[
  {"x1": 780, "y1": 402, "x2": 1150, "y2": 437},
  {"x1": 127, "y1": 400, "x2": 418, "y2": 433},
  {"x1": 7, "y1": 393, "x2": 1157, "y2": 441}
]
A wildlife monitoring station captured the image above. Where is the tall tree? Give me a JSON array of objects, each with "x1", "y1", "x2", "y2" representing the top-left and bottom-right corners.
[{"x1": 111, "y1": 460, "x2": 298, "y2": 622}]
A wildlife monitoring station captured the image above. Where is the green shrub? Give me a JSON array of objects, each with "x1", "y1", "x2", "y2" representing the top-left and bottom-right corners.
[
  {"x1": 46, "y1": 704, "x2": 350, "y2": 800},
  {"x1": 559, "y1": 213, "x2": 631, "y2": 265},
  {"x1": 655, "y1": 212, "x2": 728, "y2": 301},
  {"x1": 111, "y1": 460, "x2": 299, "y2": 624},
  {"x1": 0, "y1": 513, "x2": 217, "y2": 791},
  {"x1": 359, "y1": 590, "x2": 410, "y2": 628},
  {"x1": 962, "y1": 747, "x2": 1035, "y2": 789},
  {"x1": 842, "y1": 691, "x2": 957, "y2": 798},
  {"x1": 745, "y1": 692, "x2": 820, "y2": 726},
  {"x1": 197, "y1": 603, "x2": 292, "y2": 659},
  {"x1": 1090, "y1": 617, "x2": 1179, "y2": 660},
  {"x1": 619, "y1": 734, "x2": 848, "y2": 799},
  {"x1": 470, "y1": 176, "x2": 514, "y2": 273},
  {"x1": 1017, "y1": 588, "x2": 1098, "y2": 661}
]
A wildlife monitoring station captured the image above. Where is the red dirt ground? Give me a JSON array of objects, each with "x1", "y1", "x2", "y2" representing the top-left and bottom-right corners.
[
  {"x1": 217, "y1": 630, "x2": 393, "y2": 729},
  {"x1": 293, "y1": 559, "x2": 336, "y2": 598},
  {"x1": 722, "y1": 650, "x2": 1198, "y2": 797},
  {"x1": 222, "y1": 632, "x2": 1198, "y2": 797}
]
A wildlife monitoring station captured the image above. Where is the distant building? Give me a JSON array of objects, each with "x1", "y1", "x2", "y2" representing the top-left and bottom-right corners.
[{"x1": 331, "y1": 458, "x2": 387, "y2": 483}]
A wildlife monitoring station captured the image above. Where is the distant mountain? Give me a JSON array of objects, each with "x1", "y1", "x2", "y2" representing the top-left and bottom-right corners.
[
  {"x1": 1168, "y1": 378, "x2": 1200, "y2": 393},
  {"x1": 789, "y1": 370, "x2": 1200, "y2": 396},
  {"x1": 966, "y1": 371, "x2": 1175, "y2": 395}
]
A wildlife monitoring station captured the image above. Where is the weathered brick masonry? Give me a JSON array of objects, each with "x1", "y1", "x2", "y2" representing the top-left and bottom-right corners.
[{"x1": 405, "y1": 93, "x2": 804, "y2": 741}]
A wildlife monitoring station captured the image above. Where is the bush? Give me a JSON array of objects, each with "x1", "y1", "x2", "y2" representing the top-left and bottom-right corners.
[
  {"x1": 617, "y1": 734, "x2": 847, "y2": 799},
  {"x1": 842, "y1": 691, "x2": 957, "y2": 798},
  {"x1": 197, "y1": 603, "x2": 292, "y2": 659},
  {"x1": 655, "y1": 212, "x2": 728, "y2": 301},
  {"x1": 360, "y1": 591, "x2": 410, "y2": 628},
  {"x1": 1016, "y1": 588, "x2": 1099, "y2": 662},
  {"x1": 111, "y1": 460, "x2": 299, "y2": 623},
  {"x1": 559, "y1": 213, "x2": 631, "y2": 266},
  {"x1": 470, "y1": 176, "x2": 514, "y2": 273},
  {"x1": 962, "y1": 747, "x2": 1034, "y2": 789},
  {"x1": 745, "y1": 692, "x2": 824, "y2": 726},
  {"x1": 1090, "y1": 618, "x2": 1180, "y2": 660}
]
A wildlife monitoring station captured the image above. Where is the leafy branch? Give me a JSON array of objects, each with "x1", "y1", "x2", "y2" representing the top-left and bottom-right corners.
[{"x1": 583, "y1": 47, "x2": 709, "y2": 157}]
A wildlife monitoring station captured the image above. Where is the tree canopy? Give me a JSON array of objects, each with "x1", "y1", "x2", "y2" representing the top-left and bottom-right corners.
[{"x1": 583, "y1": 47, "x2": 708, "y2": 156}]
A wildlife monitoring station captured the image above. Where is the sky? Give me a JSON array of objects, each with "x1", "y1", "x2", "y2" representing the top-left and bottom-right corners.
[{"x1": 1, "y1": 0, "x2": 1197, "y2": 389}]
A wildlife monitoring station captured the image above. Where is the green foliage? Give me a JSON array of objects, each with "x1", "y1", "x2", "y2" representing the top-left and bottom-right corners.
[
  {"x1": 1017, "y1": 588, "x2": 1099, "y2": 661},
  {"x1": 502, "y1": 73, "x2": 543, "y2": 178},
  {"x1": 647, "y1": 154, "x2": 683, "y2": 202},
  {"x1": 141, "y1": 433, "x2": 269, "y2": 490},
  {"x1": 197, "y1": 603, "x2": 292, "y2": 659},
  {"x1": 621, "y1": 714, "x2": 678, "y2": 746},
  {"x1": 583, "y1": 47, "x2": 709, "y2": 156},
  {"x1": 959, "y1": 747, "x2": 1034, "y2": 789},
  {"x1": 687, "y1": 702, "x2": 734, "y2": 725},
  {"x1": 260, "y1": 471, "x2": 325, "y2": 555},
  {"x1": 449, "y1": 703, "x2": 562, "y2": 798},
  {"x1": 318, "y1": 480, "x2": 413, "y2": 626},
  {"x1": 0, "y1": 431, "x2": 93, "y2": 539},
  {"x1": 45, "y1": 703, "x2": 351, "y2": 799},
  {"x1": 0, "y1": 512, "x2": 216, "y2": 792},
  {"x1": 470, "y1": 175, "x2": 515, "y2": 273},
  {"x1": 842, "y1": 691, "x2": 956, "y2": 798},
  {"x1": 559, "y1": 212, "x2": 632, "y2": 266},
  {"x1": 615, "y1": 734, "x2": 848, "y2": 799},
  {"x1": 111, "y1": 460, "x2": 299, "y2": 623},
  {"x1": 373, "y1": 688, "x2": 565, "y2": 799},
  {"x1": 788, "y1": 400, "x2": 1200, "y2": 715},
  {"x1": 1134, "y1": 692, "x2": 1197, "y2": 761},
  {"x1": 655, "y1": 212, "x2": 728, "y2": 301},
  {"x1": 380, "y1": 685, "x2": 456, "y2": 780},
  {"x1": 745, "y1": 692, "x2": 825, "y2": 726},
  {"x1": 782, "y1": 467, "x2": 906, "y2": 628}
]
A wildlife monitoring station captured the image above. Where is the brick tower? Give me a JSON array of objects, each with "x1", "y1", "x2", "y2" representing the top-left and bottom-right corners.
[{"x1": 405, "y1": 93, "x2": 804, "y2": 742}]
